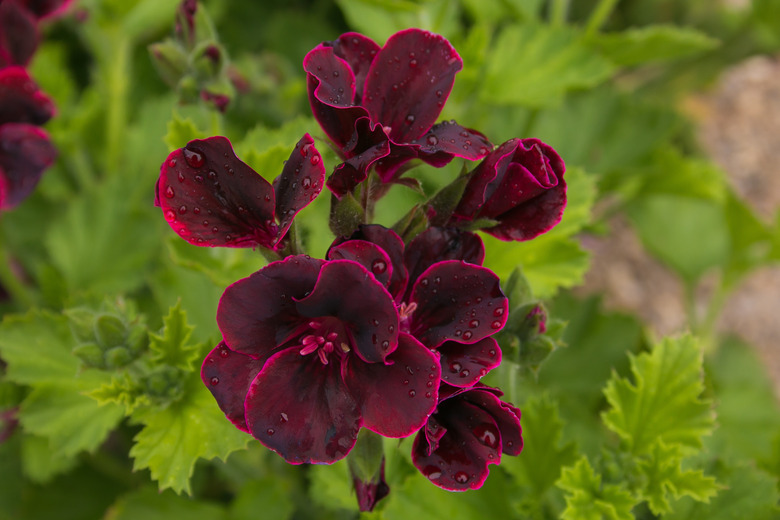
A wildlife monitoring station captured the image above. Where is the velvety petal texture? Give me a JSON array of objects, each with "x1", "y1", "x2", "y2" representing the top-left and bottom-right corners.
[
  {"x1": 438, "y1": 337, "x2": 501, "y2": 388},
  {"x1": 0, "y1": 0, "x2": 38, "y2": 67},
  {"x1": 453, "y1": 138, "x2": 567, "y2": 241},
  {"x1": 0, "y1": 66, "x2": 55, "y2": 125},
  {"x1": 412, "y1": 385, "x2": 522, "y2": 491},
  {"x1": 0, "y1": 123, "x2": 56, "y2": 209},
  {"x1": 327, "y1": 239, "x2": 394, "y2": 288},
  {"x1": 155, "y1": 134, "x2": 323, "y2": 248},
  {"x1": 408, "y1": 261, "x2": 508, "y2": 349}
]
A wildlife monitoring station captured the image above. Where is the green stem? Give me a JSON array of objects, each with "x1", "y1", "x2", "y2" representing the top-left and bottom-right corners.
[
  {"x1": 0, "y1": 230, "x2": 36, "y2": 309},
  {"x1": 550, "y1": 0, "x2": 570, "y2": 26},
  {"x1": 684, "y1": 283, "x2": 699, "y2": 335},
  {"x1": 584, "y1": 0, "x2": 620, "y2": 38},
  {"x1": 105, "y1": 37, "x2": 131, "y2": 175}
]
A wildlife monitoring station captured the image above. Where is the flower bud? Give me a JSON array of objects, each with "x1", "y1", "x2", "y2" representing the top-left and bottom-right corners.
[
  {"x1": 65, "y1": 308, "x2": 95, "y2": 343},
  {"x1": 94, "y1": 314, "x2": 127, "y2": 349},
  {"x1": 104, "y1": 346, "x2": 131, "y2": 369},
  {"x1": 72, "y1": 342, "x2": 105, "y2": 368},
  {"x1": 148, "y1": 41, "x2": 188, "y2": 88}
]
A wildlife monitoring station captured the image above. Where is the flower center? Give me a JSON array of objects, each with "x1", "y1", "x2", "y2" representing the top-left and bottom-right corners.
[{"x1": 297, "y1": 319, "x2": 351, "y2": 365}]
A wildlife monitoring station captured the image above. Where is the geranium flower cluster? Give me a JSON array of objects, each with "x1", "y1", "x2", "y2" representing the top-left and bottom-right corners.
[
  {"x1": 156, "y1": 27, "x2": 566, "y2": 506},
  {"x1": 0, "y1": 0, "x2": 70, "y2": 210}
]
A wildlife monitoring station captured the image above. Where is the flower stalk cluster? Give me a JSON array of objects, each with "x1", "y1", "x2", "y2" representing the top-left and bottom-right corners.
[{"x1": 156, "y1": 25, "x2": 567, "y2": 511}]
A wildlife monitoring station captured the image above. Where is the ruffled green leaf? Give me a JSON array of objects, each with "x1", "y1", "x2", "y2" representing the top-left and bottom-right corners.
[{"x1": 558, "y1": 457, "x2": 634, "y2": 520}]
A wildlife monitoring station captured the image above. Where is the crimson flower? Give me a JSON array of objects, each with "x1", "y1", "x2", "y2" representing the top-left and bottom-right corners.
[
  {"x1": 451, "y1": 138, "x2": 567, "y2": 241},
  {"x1": 155, "y1": 134, "x2": 325, "y2": 249},
  {"x1": 412, "y1": 384, "x2": 522, "y2": 491},
  {"x1": 0, "y1": 66, "x2": 56, "y2": 210},
  {"x1": 201, "y1": 255, "x2": 441, "y2": 464},
  {"x1": 0, "y1": 0, "x2": 73, "y2": 67},
  {"x1": 329, "y1": 225, "x2": 507, "y2": 388},
  {"x1": 303, "y1": 29, "x2": 492, "y2": 197}
]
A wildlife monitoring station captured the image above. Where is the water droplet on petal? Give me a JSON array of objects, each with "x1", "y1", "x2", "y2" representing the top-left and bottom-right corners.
[
  {"x1": 462, "y1": 331, "x2": 473, "y2": 340},
  {"x1": 168, "y1": 158, "x2": 177, "y2": 167},
  {"x1": 371, "y1": 259, "x2": 387, "y2": 275},
  {"x1": 460, "y1": 369, "x2": 470, "y2": 378},
  {"x1": 164, "y1": 210, "x2": 176, "y2": 222},
  {"x1": 209, "y1": 376, "x2": 219, "y2": 385},
  {"x1": 178, "y1": 205, "x2": 187, "y2": 214},
  {"x1": 408, "y1": 390, "x2": 416, "y2": 397},
  {"x1": 219, "y1": 348, "x2": 229, "y2": 358},
  {"x1": 164, "y1": 185, "x2": 175, "y2": 198},
  {"x1": 409, "y1": 59, "x2": 418, "y2": 67},
  {"x1": 280, "y1": 413, "x2": 288, "y2": 423},
  {"x1": 491, "y1": 320, "x2": 502, "y2": 329},
  {"x1": 310, "y1": 155, "x2": 320, "y2": 166},
  {"x1": 267, "y1": 428, "x2": 275, "y2": 436},
  {"x1": 473, "y1": 423, "x2": 499, "y2": 449},
  {"x1": 469, "y1": 319, "x2": 479, "y2": 328},
  {"x1": 494, "y1": 308, "x2": 504, "y2": 317},
  {"x1": 454, "y1": 472, "x2": 470, "y2": 484},
  {"x1": 183, "y1": 148, "x2": 204, "y2": 168},
  {"x1": 449, "y1": 361, "x2": 462, "y2": 373},
  {"x1": 406, "y1": 114, "x2": 415, "y2": 124},
  {"x1": 427, "y1": 135, "x2": 438, "y2": 146},
  {"x1": 488, "y1": 349, "x2": 496, "y2": 357},
  {"x1": 177, "y1": 172, "x2": 185, "y2": 182}
]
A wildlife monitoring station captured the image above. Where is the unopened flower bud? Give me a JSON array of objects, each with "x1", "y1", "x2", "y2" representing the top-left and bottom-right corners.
[{"x1": 72, "y1": 342, "x2": 105, "y2": 368}]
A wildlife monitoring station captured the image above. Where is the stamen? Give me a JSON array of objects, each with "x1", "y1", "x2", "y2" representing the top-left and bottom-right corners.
[
  {"x1": 301, "y1": 335, "x2": 318, "y2": 346},
  {"x1": 326, "y1": 332, "x2": 339, "y2": 341},
  {"x1": 300, "y1": 342, "x2": 319, "y2": 356},
  {"x1": 340, "y1": 343, "x2": 350, "y2": 353},
  {"x1": 317, "y1": 349, "x2": 329, "y2": 365},
  {"x1": 308, "y1": 321, "x2": 321, "y2": 329},
  {"x1": 399, "y1": 301, "x2": 418, "y2": 319}
]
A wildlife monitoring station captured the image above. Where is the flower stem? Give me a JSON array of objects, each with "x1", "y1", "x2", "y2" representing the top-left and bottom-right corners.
[
  {"x1": 0, "y1": 230, "x2": 36, "y2": 309},
  {"x1": 584, "y1": 0, "x2": 620, "y2": 38},
  {"x1": 550, "y1": 0, "x2": 570, "y2": 26},
  {"x1": 106, "y1": 37, "x2": 131, "y2": 176}
]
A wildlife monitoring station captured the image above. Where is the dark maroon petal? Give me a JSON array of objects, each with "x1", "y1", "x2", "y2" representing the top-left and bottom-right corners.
[
  {"x1": 345, "y1": 333, "x2": 440, "y2": 437},
  {"x1": 372, "y1": 141, "x2": 420, "y2": 183},
  {"x1": 363, "y1": 29, "x2": 462, "y2": 143},
  {"x1": 19, "y1": 0, "x2": 72, "y2": 19},
  {"x1": 412, "y1": 399, "x2": 501, "y2": 491},
  {"x1": 273, "y1": 134, "x2": 325, "y2": 241},
  {"x1": 453, "y1": 140, "x2": 515, "y2": 220},
  {"x1": 201, "y1": 342, "x2": 265, "y2": 433},
  {"x1": 462, "y1": 388, "x2": 522, "y2": 456},
  {"x1": 0, "y1": 66, "x2": 55, "y2": 125},
  {"x1": 483, "y1": 180, "x2": 566, "y2": 241},
  {"x1": 438, "y1": 337, "x2": 501, "y2": 388},
  {"x1": 353, "y1": 458, "x2": 389, "y2": 512},
  {"x1": 217, "y1": 255, "x2": 325, "y2": 357},
  {"x1": 304, "y1": 45, "x2": 367, "y2": 151},
  {"x1": 326, "y1": 117, "x2": 390, "y2": 197},
  {"x1": 0, "y1": 0, "x2": 38, "y2": 67},
  {"x1": 332, "y1": 224, "x2": 408, "y2": 301},
  {"x1": 244, "y1": 348, "x2": 361, "y2": 464},
  {"x1": 413, "y1": 121, "x2": 493, "y2": 167},
  {"x1": 331, "y1": 32, "x2": 380, "y2": 103},
  {"x1": 0, "y1": 123, "x2": 56, "y2": 210},
  {"x1": 404, "y1": 227, "x2": 484, "y2": 301},
  {"x1": 408, "y1": 261, "x2": 507, "y2": 349},
  {"x1": 156, "y1": 136, "x2": 278, "y2": 248},
  {"x1": 294, "y1": 260, "x2": 399, "y2": 363},
  {"x1": 327, "y1": 239, "x2": 393, "y2": 288}
]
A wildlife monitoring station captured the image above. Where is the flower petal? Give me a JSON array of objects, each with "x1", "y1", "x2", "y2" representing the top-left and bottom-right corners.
[
  {"x1": 363, "y1": 29, "x2": 462, "y2": 142},
  {"x1": 304, "y1": 45, "x2": 367, "y2": 151},
  {"x1": 294, "y1": 260, "x2": 399, "y2": 363},
  {"x1": 326, "y1": 116, "x2": 390, "y2": 197},
  {"x1": 331, "y1": 32, "x2": 380, "y2": 103},
  {"x1": 156, "y1": 136, "x2": 278, "y2": 248},
  {"x1": 0, "y1": 66, "x2": 55, "y2": 125},
  {"x1": 345, "y1": 333, "x2": 440, "y2": 437},
  {"x1": 412, "y1": 399, "x2": 501, "y2": 491},
  {"x1": 273, "y1": 134, "x2": 325, "y2": 241},
  {"x1": 332, "y1": 224, "x2": 408, "y2": 301},
  {"x1": 0, "y1": 123, "x2": 56, "y2": 210},
  {"x1": 408, "y1": 261, "x2": 507, "y2": 349},
  {"x1": 217, "y1": 255, "x2": 325, "y2": 357},
  {"x1": 0, "y1": 1, "x2": 38, "y2": 67},
  {"x1": 483, "y1": 181, "x2": 567, "y2": 241},
  {"x1": 462, "y1": 388, "x2": 523, "y2": 456},
  {"x1": 413, "y1": 121, "x2": 493, "y2": 167},
  {"x1": 327, "y1": 239, "x2": 394, "y2": 288},
  {"x1": 201, "y1": 342, "x2": 264, "y2": 432},
  {"x1": 438, "y1": 337, "x2": 501, "y2": 388},
  {"x1": 404, "y1": 227, "x2": 484, "y2": 301},
  {"x1": 244, "y1": 347, "x2": 361, "y2": 464}
]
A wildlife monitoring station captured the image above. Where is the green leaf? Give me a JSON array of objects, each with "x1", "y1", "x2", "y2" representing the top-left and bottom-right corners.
[
  {"x1": 501, "y1": 395, "x2": 578, "y2": 494},
  {"x1": 88, "y1": 372, "x2": 151, "y2": 415},
  {"x1": 481, "y1": 24, "x2": 614, "y2": 108},
  {"x1": 557, "y1": 457, "x2": 635, "y2": 520},
  {"x1": 166, "y1": 237, "x2": 262, "y2": 288},
  {"x1": 148, "y1": 301, "x2": 200, "y2": 371},
  {"x1": 230, "y1": 477, "x2": 295, "y2": 520},
  {"x1": 164, "y1": 113, "x2": 207, "y2": 151},
  {"x1": 602, "y1": 335, "x2": 714, "y2": 454},
  {"x1": 637, "y1": 440, "x2": 718, "y2": 515},
  {"x1": 308, "y1": 459, "x2": 355, "y2": 512},
  {"x1": 20, "y1": 435, "x2": 79, "y2": 484},
  {"x1": 589, "y1": 25, "x2": 719, "y2": 67},
  {"x1": 107, "y1": 487, "x2": 227, "y2": 520},
  {"x1": 129, "y1": 375, "x2": 250, "y2": 494}
]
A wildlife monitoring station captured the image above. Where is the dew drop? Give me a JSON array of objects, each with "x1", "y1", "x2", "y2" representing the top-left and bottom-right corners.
[
  {"x1": 406, "y1": 114, "x2": 415, "y2": 124},
  {"x1": 193, "y1": 207, "x2": 201, "y2": 215},
  {"x1": 488, "y1": 349, "x2": 496, "y2": 357},
  {"x1": 494, "y1": 308, "x2": 504, "y2": 317},
  {"x1": 332, "y1": 70, "x2": 339, "y2": 77},
  {"x1": 426, "y1": 381, "x2": 433, "y2": 388},
  {"x1": 208, "y1": 170, "x2": 217, "y2": 181},
  {"x1": 310, "y1": 155, "x2": 320, "y2": 166},
  {"x1": 454, "y1": 330, "x2": 462, "y2": 337},
  {"x1": 219, "y1": 348, "x2": 229, "y2": 358},
  {"x1": 424, "y1": 466, "x2": 442, "y2": 480},
  {"x1": 426, "y1": 135, "x2": 439, "y2": 146},
  {"x1": 280, "y1": 412, "x2": 288, "y2": 423},
  {"x1": 420, "y1": 278, "x2": 429, "y2": 287},
  {"x1": 381, "y1": 340, "x2": 390, "y2": 349},
  {"x1": 194, "y1": 174, "x2": 204, "y2": 183},
  {"x1": 183, "y1": 148, "x2": 204, "y2": 168},
  {"x1": 388, "y1": 324, "x2": 395, "y2": 333},
  {"x1": 462, "y1": 331, "x2": 473, "y2": 340},
  {"x1": 403, "y1": 379, "x2": 409, "y2": 385},
  {"x1": 164, "y1": 185, "x2": 175, "y2": 198},
  {"x1": 425, "y1": 392, "x2": 431, "y2": 398},
  {"x1": 164, "y1": 210, "x2": 176, "y2": 222},
  {"x1": 460, "y1": 369, "x2": 470, "y2": 378},
  {"x1": 408, "y1": 390, "x2": 416, "y2": 397},
  {"x1": 267, "y1": 428, "x2": 275, "y2": 436},
  {"x1": 435, "y1": 90, "x2": 442, "y2": 97},
  {"x1": 454, "y1": 472, "x2": 470, "y2": 484},
  {"x1": 449, "y1": 361, "x2": 462, "y2": 373},
  {"x1": 209, "y1": 376, "x2": 219, "y2": 386},
  {"x1": 177, "y1": 172, "x2": 185, "y2": 182},
  {"x1": 372, "y1": 318, "x2": 380, "y2": 326},
  {"x1": 168, "y1": 158, "x2": 177, "y2": 168},
  {"x1": 371, "y1": 259, "x2": 387, "y2": 275},
  {"x1": 212, "y1": 226, "x2": 219, "y2": 233},
  {"x1": 178, "y1": 205, "x2": 187, "y2": 214},
  {"x1": 491, "y1": 320, "x2": 502, "y2": 329},
  {"x1": 469, "y1": 319, "x2": 480, "y2": 328},
  {"x1": 409, "y1": 58, "x2": 418, "y2": 67}
]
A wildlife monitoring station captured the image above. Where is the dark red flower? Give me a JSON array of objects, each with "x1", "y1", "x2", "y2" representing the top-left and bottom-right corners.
[
  {"x1": 0, "y1": 0, "x2": 39, "y2": 67},
  {"x1": 202, "y1": 255, "x2": 441, "y2": 464},
  {"x1": 412, "y1": 384, "x2": 522, "y2": 491},
  {"x1": 0, "y1": 66, "x2": 55, "y2": 125},
  {"x1": 155, "y1": 134, "x2": 325, "y2": 249},
  {"x1": 452, "y1": 138, "x2": 567, "y2": 241},
  {"x1": 329, "y1": 225, "x2": 506, "y2": 388},
  {"x1": 0, "y1": 123, "x2": 56, "y2": 210},
  {"x1": 303, "y1": 29, "x2": 492, "y2": 197}
]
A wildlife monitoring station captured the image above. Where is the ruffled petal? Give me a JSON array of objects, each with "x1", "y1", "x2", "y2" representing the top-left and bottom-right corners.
[
  {"x1": 412, "y1": 399, "x2": 501, "y2": 491},
  {"x1": 413, "y1": 121, "x2": 493, "y2": 167},
  {"x1": 156, "y1": 136, "x2": 278, "y2": 248},
  {"x1": 217, "y1": 255, "x2": 325, "y2": 357},
  {"x1": 273, "y1": 134, "x2": 325, "y2": 241},
  {"x1": 244, "y1": 348, "x2": 361, "y2": 464},
  {"x1": 303, "y1": 45, "x2": 367, "y2": 150},
  {"x1": 0, "y1": 66, "x2": 55, "y2": 125},
  {"x1": 404, "y1": 227, "x2": 484, "y2": 301},
  {"x1": 327, "y1": 239, "x2": 393, "y2": 288},
  {"x1": 462, "y1": 388, "x2": 523, "y2": 456},
  {"x1": 408, "y1": 261, "x2": 508, "y2": 349},
  {"x1": 294, "y1": 259, "x2": 399, "y2": 363},
  {"x1": 0, "y1": 0, "x2": 38, "y2": 67},
  {"x1": 201, "y1": 342, "x2": 265, "y2": 432},
  {"x1": 438, "y1": 337, "x2": 501, "y2": 388},
  {"x1": 0, "y1": 123, "x2": 56, "y2": 210},
  {"x1": 331, "y1": 32, "x2": 380, "y2": 103},
  {"x1": 344, "y1": 333, "x2": 440, "y2": 437},
  {"x1": 326, "y1": 117, "x2": 390, "y2": 197},
  {"x1": 453, "y1": 140, "x2": 514, "y2": 219},
  {"x1": 363, "y1": 29, "x2": 462, "y2": 143}
]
